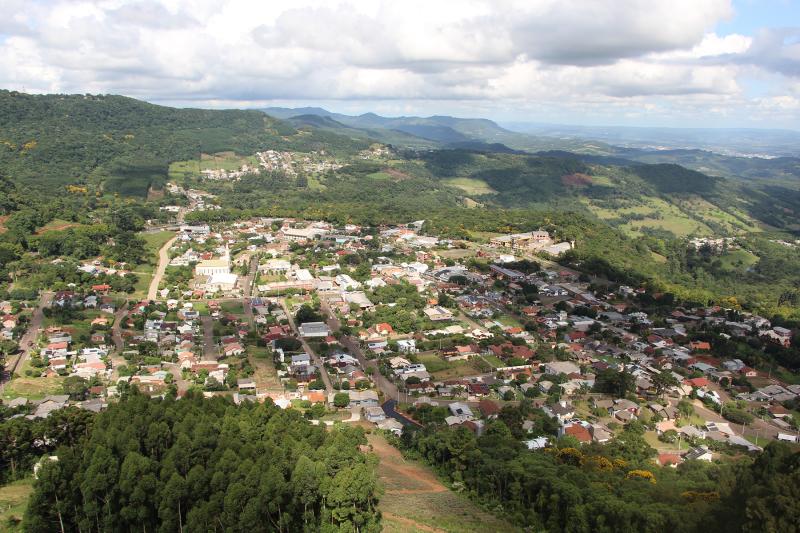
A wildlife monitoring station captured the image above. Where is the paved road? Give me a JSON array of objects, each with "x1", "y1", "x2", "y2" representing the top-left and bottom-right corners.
[
  {"x1": 319, "y1": 299, "x2": 409, "y2": 404},
  {"x1": 240, "y1": 255, "x2": 259, "y2": 327},
  {"x1": 282, "y1": 299, "x2": 333, "y2": 394},
  {"x1": 1, "y1": 292, "x2": 52, "y2": 390},
  {"x1": 147, "y1": 234, "x2": 177, "y2": 301}
]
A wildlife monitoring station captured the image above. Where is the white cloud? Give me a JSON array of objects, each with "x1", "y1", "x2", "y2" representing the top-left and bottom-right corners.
[{"x1": 0, "y1": 0, "x2": 797, "y2": 126}]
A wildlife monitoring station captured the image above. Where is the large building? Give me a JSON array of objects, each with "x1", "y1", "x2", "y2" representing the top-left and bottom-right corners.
[
  {"x1": 490, "y1": 231, "x2": 551, "y2": 250},
  {"x1": 195, "y1": 245, "x2": 231, "y2": 277}
]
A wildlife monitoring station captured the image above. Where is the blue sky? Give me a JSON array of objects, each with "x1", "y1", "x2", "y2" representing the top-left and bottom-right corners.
[{"x1": 1, "y1": 0, "x2": 798, "y2": 128}]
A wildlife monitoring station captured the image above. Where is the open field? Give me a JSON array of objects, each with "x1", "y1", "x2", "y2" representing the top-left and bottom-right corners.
[
  {"x1": 168, "y1": 152, "x2": 258, "y2": 180},
  {"x1": 2, "y1": 374, "x2": 64, "y2": 401},
  {"x1": 0, "y1": 478, "x2": 34, "y2": 531},
  {"x1": 718, "y1": 249, "x2": 760, "y2": 272},
  {"x1": 369, "y1": 433, "x2": 519, "y2": 533},
  {"x1": 584, "y1": 197, "x2": 713, "y2": 237},
  {"x1": 443, "y1": 177, "x2": 498, "y2": 195},
  {"x1": 34, "y1": 219, "x2": 84, "y2": 234},
  {"x1": 131, "y1": 231, "x2": 174, "y2": 297}
]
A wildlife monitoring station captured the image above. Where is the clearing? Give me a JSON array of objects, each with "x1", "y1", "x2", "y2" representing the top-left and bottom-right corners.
[
  {"x1": 0, "y1": 478, "x2": 34, "y2": 531},
  {"x1": 369, "y1": 433, "x2": 519, "y2": 533},
  {"x1": 443, "y1": 177, "x2": 497, "y2": 196}
]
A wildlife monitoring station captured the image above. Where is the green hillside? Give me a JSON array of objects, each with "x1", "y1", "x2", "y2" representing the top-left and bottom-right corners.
[{"x1": 0, "y1": 91, "x2": 364, "y2": 196}]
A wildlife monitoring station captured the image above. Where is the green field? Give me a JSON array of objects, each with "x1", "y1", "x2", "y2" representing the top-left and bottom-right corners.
[
  {"x1": 443, "y1": 177, "x2": 497, "y2": 195},
  {"x1": 168, "y1": 152, "x2": 258, "y2": 180},
  {"x1": 0, "y1": 478, "x2": 34, "y2": 531},
  {"x1": 585, "y1": 197, "x2": 713, "y2": 237}
]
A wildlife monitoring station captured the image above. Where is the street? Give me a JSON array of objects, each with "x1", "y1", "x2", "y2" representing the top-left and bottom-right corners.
[
  {"x1": 0, "y1": 291, "x2": 52, "y2": 391},
  {"x1": 281, "y1": 299, "x2": 333, "y2": 394}
]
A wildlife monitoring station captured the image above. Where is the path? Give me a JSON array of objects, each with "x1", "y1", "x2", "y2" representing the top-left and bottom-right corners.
[
  {"x1": 201, "y1": 316, "x2": 216, "y2": 359},
  {"x1": 1, "y1": 292, "x2": 51, "y2": 391},
  {"x1": 109, "y1": 301, "x2": 130, "y2": 378},
  {"x1": 282, "y1": 299, "x2": 333, "y2": 394},
  {"x1": 368, "y1": 433, "x2": 520, "y2": 533},
  {"x1": 147, "y1": 234, "x2": 177, "y2": 301}
]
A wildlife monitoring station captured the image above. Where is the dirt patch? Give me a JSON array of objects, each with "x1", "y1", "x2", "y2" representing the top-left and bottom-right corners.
[
  {"x1": 383, "y1": 513, "x2": 446, "y2": 533},
  {"x1": 385, "y1": 168, "x2": 412, "y2": 181},
  {"x1": 0, "y1": 215, "x2": 8, "y2": 233},
  {"x1": 35, "y1": 222, "x2": 81, "y2": 235},
  {"x1": 147, "y1": 185, "x2": 165, "y2": 201},
  {"x1": 561, "y1": 173, "x2": 593, "y2": 187}
]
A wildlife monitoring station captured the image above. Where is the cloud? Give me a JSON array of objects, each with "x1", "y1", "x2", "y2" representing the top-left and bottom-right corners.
[{"x1": 0, "y1": 0, "x2": 797, "y2": 127}]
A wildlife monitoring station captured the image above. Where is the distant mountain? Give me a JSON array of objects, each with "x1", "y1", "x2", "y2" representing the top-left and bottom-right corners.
[
  {"x1": 261, "y1": 107, "x2": 612, "y2": 154},
  {"x1": 504, "y1": 122, "x2": 800, "y2": 158}
]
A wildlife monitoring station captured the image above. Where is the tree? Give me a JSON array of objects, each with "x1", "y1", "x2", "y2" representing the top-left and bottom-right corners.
[
  {"x1": 61, "y1": 376, "x2": 90, "y2": 401},
  {"x1": 652, "y1": 369, "x2": 678, "y2": 395},
  {"x1": 333, "y1": 393, "x2": 350, "y2": 409}
]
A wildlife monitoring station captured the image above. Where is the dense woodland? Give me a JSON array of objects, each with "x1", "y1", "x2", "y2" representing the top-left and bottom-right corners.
[
  {"x1": 8, "y1": 390, "x2": 381, "y2": 533},
  {"x1": 399, "y1": 403, "x2": 800, "y2": 533}
]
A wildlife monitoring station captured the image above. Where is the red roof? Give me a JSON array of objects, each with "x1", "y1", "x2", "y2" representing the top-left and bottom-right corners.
[
  {"x1": 685, "y1": 377, "x2": 710, "y2": 388},
  {"x1": 564, "y1": 424, "x2": 592, "y2": 443},
  {"x1": 658, "y1": 453, "x2": 682, "y2": 467}
]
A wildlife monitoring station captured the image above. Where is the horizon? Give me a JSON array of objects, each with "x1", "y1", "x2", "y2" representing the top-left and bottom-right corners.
[{"x1": 2, "y1": 0, "x2": 799, "y2": 129}]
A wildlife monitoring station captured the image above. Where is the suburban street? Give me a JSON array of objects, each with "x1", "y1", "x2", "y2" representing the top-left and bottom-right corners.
[
  {"x1": 319, "y1": 299, "x2": 410, "y2": 403},
  {"x1": 0, "y1": 291, "x2": 52, "y2": 390},
  {"x1": 281, "y1": 299, "x2": 333, "y2": 394}
]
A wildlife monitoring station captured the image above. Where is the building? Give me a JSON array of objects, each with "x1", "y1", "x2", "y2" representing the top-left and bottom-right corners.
[
  {"x1": 196, "y1": 257, "x2": 230, "y2": 277},
  {"x1": 299, "y1": 322, "x2": 331, "y2": 338}
]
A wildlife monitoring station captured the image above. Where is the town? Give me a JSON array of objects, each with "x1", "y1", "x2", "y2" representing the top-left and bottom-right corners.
[{"x1": 3, "y1": 195, "x2": 798, "y2": 471}]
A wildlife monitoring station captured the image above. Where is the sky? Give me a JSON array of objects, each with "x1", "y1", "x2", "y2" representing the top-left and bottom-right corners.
[{"x1": 1, "y1": 0, "x2": 799, "y2": 128}]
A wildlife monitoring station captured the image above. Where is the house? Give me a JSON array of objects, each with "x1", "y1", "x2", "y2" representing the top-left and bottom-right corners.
[
  {"x1": 423, "y1": 306, "x2": 454, "y2": 321},
  {"x1": 375, "y1": 323, "x2": 394, "y2": 336},
  {"x1": 478, "y1": 399, "x2": 501, "y2": 419},
  {"x1": 657, "y1": 453, "x2": 683, "y2": 467},
  {"x1": 222, "y1": 343, "x2": 245, "y2": 357},
  {"x1": 562, "y1": 423, "x2": 592, "y2": 443},
  {"x1": 448, "y1": 402, "x2": 474, "y2": 422},
  {"x1": 543, "y1": 401, "x2": 575, "y2": 422},
  {"x1": 684, "y1": 446, "x2": 713, "y2": 462},
  {"x1": 237, "y1": 378, "x2": 256, "y2": 391},
  {"x1": 396, "y1": 339, "x2": 417, "y2": 354},
  {"x1": 348, "y1": 390, "x2": 379, "y2": 407},
  {"x1": 364, "y1": 406, "x2": 387, "y2": 423},
  {"x1": 377, "y1": 418, "x2": 404, "y2": 436},
  {"x1": 299, "y1": 322, "x2": 331, "y2": 338},
  {"x1": 544, "y1": 361, "x2": 580, "y2": 376}
]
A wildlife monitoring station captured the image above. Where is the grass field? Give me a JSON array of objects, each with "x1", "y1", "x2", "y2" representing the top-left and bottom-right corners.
[
  {"x1": 718, "y1": 249, "x2": 760, "y2": 272},
  {"x1": 370, "y1": 434, "x2": 519, "y2": 533},
  {"x1": 168, "y1": 152, "x2": 257, "y2": 180},
  {"x1": 34, "y1": 219, "x2": 84, "y2": 235},
  {"x1": 130, "y1": 231, "x2": 174, "y2": 297},
  {"x1": 220, "y1": 301, "x2": 245, "y2": 315},
  {"x1": 0, "y1": 478, "x2": 34, "y2": 531},
  {"x1": 443, "y1": 177, "x2": 497, "y2": 196},
  {"x1": 584, "y1": 197, "x2": 713, "y2": 238},
  {"x1": 2, "y1": 374, "x2": 64, "y2": 401}
]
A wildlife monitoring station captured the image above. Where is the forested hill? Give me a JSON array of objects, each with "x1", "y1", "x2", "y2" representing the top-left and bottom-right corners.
[
  {"x1": 0, "y1": 91, "x2": 365, "y2": 196},
  {"x1": 21, "y1": 390, "x2": 381, "y2": 532}
]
